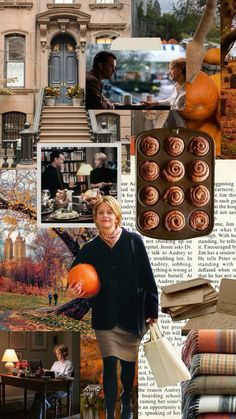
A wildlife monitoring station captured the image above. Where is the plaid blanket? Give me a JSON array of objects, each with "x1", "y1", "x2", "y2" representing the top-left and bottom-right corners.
[
  {"x1": 182, "y1": 395, "x2": 236, "y2": 419},
  {"x1": 182, "y1": 330, "x2": 236, "y2": 365},
  {"x1": 197, "y1": 415, "x2": 236, "y2": 419},
  {"x1": 183, "y1": 376, "x2": 236, "y2": 398},
  {"x1": 190, "y1": 353, "x2": 236, "y2": 377}
]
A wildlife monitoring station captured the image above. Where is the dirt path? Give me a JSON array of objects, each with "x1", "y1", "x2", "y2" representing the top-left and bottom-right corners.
[{"x1": 0, "y1": 308, "x2": 57, "y2": 331}]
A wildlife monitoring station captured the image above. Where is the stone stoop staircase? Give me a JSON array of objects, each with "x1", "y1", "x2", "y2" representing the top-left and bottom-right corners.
[{"x1": 39, "y1": 105, "x2": 93, "y2": 142}]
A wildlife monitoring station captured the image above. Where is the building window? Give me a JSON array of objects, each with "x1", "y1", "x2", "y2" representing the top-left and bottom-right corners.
[
  {"x1": 96, "y1": 113, "x2": 120, "y2": 142},
  {"x1": 5, "y1": 34, "x2": 25, "y2": 87},
  {"x1": 2, "y1": 112, "x2": 26, "y2": 142},
  {"x1": 96, "y1": 35, "x2": 117, "y2": 45}
]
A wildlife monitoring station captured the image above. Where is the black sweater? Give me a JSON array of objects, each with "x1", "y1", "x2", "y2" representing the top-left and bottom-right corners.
[{"x1": 71, "y1": 229, "x2": 158, "y2": 333}]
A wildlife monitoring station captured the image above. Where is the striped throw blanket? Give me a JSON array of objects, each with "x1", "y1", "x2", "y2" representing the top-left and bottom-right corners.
[
  {"x1": 182, "y1": 330, "x2": 236, "y2": 365},
  {"x1": 190, "y1": 353, "x2": 236, "y2": 377},
  {"x1": 197, "y1": 415, "x2": 236, "y2": 419},
  {"x1": 183, "y1": 376, "x2": 236, "y2": 397},
  {"x1": 182, "y1": 395, "x2": 236, "y2": 419}
]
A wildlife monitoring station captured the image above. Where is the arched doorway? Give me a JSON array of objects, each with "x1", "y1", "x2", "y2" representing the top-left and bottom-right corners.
[{"x1": 48, "y1": 34, "x2": 78, "y2": 103}]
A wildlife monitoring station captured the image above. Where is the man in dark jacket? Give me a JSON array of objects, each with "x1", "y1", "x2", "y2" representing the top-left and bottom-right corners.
[{"x1": 86, "y1": 51, "x2": 117, "y2": 109}]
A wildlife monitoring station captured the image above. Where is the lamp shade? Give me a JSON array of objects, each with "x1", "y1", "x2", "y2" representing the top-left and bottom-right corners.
[
  {"x1": 76, "y1": 164, "x2": 93, "y2": 176},
  {"x1": 2, "y1": 349, "x2": 19, "y2": 363}
]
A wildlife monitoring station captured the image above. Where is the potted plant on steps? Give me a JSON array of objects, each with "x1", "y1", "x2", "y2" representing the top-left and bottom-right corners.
[
  {"x1": 44, "y1": 86, "x2": 60, "y2": 106},
  {"x1": 66, "y1": 85, "x2": 84, "y2": 106}
]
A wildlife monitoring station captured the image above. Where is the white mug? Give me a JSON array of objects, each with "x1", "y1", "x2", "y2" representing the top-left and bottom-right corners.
[
  {"x1": 146, "y1": 94, "x2": 155, "y2": 102},
  {"x1": 120, "y1": 94, "x2": 132, "y2": 106}
]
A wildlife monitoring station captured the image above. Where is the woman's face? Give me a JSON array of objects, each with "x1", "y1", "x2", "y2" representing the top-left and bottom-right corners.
[
  {"x1": 95, "y1": 203, "x2": 118, "y2": 231},
  {"x1": 169, "y1": 64, "x2": 181, "y2": 81},
  {"x1": 94, "y1": 157, "x2": 102, "y2": 168},
  {"x1": 56, "y1": 349, "x2": 65, "y2": 361}
]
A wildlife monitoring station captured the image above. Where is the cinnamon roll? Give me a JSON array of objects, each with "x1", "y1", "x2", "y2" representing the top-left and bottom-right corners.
[
  {"x1": 189, "y1": 210, "x2": 210, "y2": 231},
  {"x1": 139, "y1": 136, "x2": 160, "y2": 156},
  {"x1": 140, "y1": 211, "x2": 160, "y2": 230},
  {"x1": 190, "y1": 160, "x2": 209, "y2": 182},
  {"x1": 165, "y1": 136, "x2": 185, "y2": 157},
  {"x1": 163, "y1": 160, "x2": 185, "y2": 182},
  {"x1": 189, "y1": 136, "x2": 210, "y2": 156},
  {"x1": 163, "y1": 186, "x2": 185, "y2": 206},
  {"x1": 189, "y1": 185, "x2": 210, "y2": 207},
  {"x1": 164, "y1": 210, "x2": 185, "y2": 231},
  {"x1": 139, "y1": 185, "x2": 159, "y2": 206},
  {"x1": 139, "y1": 161, "x2": 160, "y2": 181}
]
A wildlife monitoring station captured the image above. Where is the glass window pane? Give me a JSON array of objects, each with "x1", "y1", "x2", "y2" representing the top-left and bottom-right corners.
[
  {"x1": 54, "y1": 0, "x2": 74, "y2": 3},
  {"x1": 7, "y1": 63, "x2": 24, "y2": 87},
  {"x1": 96, "y1": 37, "x2": 113, "y2": 45},
  {"x1": 7, "y1": 36, "x2": 25, "y2": 60},
  {"x1": 96, "y1": 0, "x2": 115, "y2": 3}
]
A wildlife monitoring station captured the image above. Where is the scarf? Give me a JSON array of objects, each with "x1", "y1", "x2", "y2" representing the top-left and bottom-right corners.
[
  {"x1": 99, "y1": 226, "x2": 122, "y2": 247},
  {"x1": 182, "y1": 395, "x2": 236, "y2": 419}
]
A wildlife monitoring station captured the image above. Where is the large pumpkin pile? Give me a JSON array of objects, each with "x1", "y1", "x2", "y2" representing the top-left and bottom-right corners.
[{"x1": 179, "y1": 70, "x2": 221, "y2": 156}]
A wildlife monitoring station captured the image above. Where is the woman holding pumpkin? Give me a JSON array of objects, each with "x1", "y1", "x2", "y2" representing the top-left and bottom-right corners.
[{"x1": 70, "y1": 196, "x2": 158, "y2": 419}]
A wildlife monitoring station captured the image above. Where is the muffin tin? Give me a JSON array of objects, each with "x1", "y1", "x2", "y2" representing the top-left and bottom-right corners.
[{"x1": 136, "y1": 128, "x2": 215, "y2": 240}]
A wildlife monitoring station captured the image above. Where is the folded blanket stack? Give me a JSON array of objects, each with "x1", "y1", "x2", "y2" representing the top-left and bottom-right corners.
[{"x1": 182, "y1": 330, "x2": 236, "y2": 419}]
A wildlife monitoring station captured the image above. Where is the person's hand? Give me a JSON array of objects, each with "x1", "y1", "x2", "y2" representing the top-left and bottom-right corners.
[
  {"x1": 146, "y1": 318, "x2": 158, "y2": 324},
  {"x1": 141, "y1": 101, "x2": 160, "y2": 109},
  {"x1": 70, "y1": 280, "x2": 87, "y2": 297}
]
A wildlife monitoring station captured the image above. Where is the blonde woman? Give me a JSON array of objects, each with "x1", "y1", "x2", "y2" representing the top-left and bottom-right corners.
[{"x1": 71, "y1": 196, "x2": 158, "y2": 419}]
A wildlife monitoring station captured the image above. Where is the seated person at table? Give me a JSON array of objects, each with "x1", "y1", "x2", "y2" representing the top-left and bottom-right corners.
[
  {"x1": 29, "y1": 344, "x2": 74, "y2": 419},
  {"x1": 90, "y1": 152, "x2": 116, "y2": 196},
  {"x1": 143, "y1": 58, "x2": 186, "y2": 110},
  {"x1": 86, "y1": 51, "x2": 117, "y2": 109}
]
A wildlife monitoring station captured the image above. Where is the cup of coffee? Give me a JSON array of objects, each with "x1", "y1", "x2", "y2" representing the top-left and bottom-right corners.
[
  {"x1": 120, "y1": 94, "x2": 132, "y2": 106},
  {"x1": 145, "y1": 94, "x2": 155, "y2": 102}
]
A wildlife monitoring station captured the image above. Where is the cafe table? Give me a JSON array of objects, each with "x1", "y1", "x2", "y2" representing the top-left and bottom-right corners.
[{"x1": 0, "y1": 373, "x2": 71, "y2": 419}]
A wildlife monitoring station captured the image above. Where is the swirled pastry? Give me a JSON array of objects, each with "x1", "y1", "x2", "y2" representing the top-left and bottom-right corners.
[
  {"x1": 139, "y1": 161, "x2": 160, "y2": 181},
  {"x1": 190, "y1": 160, "x2": 209, "y2": 182},
  {"x1": 163, "y1": 160, "x2": 185, "y2": 182},
  {"x1": 189, "y1": 185, "x2": 210, "y2": 207},
  {"x1": 164, "y1": 210, "x2": 185, "y2": 231},
  {"x1": 189, "y1": 136, "x2": 210, "y2": 156},
  {"x1": 140, "y1": 211, "x2": 160, "y2": 230},
  {"x1": 139, "y1": 136, "x2": 160, "y2": 156},
  {"x1": 165, "y1": 136, "x2": 185, "y2": 157},
  {"x1": 139, "y1": 185, "x2": 159, "y2": 206},
  {"x1": 162, "y1": 186, "x2": 185, "y2": 206},
  {"x1": 189, "y1": 210, "x2": 209, "y2": 231}
]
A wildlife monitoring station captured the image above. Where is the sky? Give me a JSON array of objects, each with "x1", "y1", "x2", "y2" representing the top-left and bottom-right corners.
[{"x1": 159, "y1": 0, "x2": 173, "y2": 14}]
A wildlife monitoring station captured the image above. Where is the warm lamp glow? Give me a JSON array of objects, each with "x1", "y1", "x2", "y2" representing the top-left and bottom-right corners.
[
  {"x1": 76, "y1": 164, "x2": 93, "y2": 176},
  {"x1": 1, "y1": 349, "x2": 19, "y2": 372}
]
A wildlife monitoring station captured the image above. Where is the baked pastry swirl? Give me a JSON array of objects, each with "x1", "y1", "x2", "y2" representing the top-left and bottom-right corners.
[
  {"x1": 189, "y1": 210, "x2": 209, "y2": 231},
  {"x1": 139, "y1": 161, "x2": 160, "y2": 181},
  {"x1": 163, "y1": 160, "x2": 185, "y2": 182},
  {"x1": 140, "y1": 211, "x2": 160, "y2": 230},
  {"x1": 189, "y1": 136, "x2": 210, "y2": 156},
  {"x1": 165, "y1": 136, "x2": 185, "y2": 157},
  {"x1": 139, "y1": 185, "x2": 159, "y2": 206},
  {"x1": 164, "y1": 210, "x2": 185, "y2": 231},
  {"x1": 189, "y1": 185, "x2": 210, "y2": 207},
  {"x1": 190, "y1": 160, "x2": 209, "y2": 182},
  {"x1": 139, "y1": 136, "x2": 160, "y2": 156},
  {"x1": 162, "y1": 186, "x2": 185, "y2": 206}
]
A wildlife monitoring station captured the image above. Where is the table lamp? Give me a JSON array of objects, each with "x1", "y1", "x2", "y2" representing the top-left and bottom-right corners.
[
  {"x1": 76, "y1": 163, "x2": 93, "y2": 193},
  {"x1": 1, "y1": 349, "x2": 19, "y2": 373}
]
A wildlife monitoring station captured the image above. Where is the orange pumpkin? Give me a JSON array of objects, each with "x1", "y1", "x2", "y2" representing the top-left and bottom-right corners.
[
  {"x1": 185, "y1": 119, "x2": 209, "y2": 129},
  {"x1": 68, "y1": 263, "x2": 100, "y2": 298},
  {"x1": 179, "y1": 71, "x2": 219, "y2": 121},
  {"x1": 204, "y1": 48, "x2": 221, "y2": 65},
  {"x1": 198, "y1": 121, "x2": 221, "y2": 156},
  {"x1": 210, "y1": 73, "x2": 221, "y2": 93},
  {"x1": 168, "y1": 39, "x2": 179, "y2": 44}
]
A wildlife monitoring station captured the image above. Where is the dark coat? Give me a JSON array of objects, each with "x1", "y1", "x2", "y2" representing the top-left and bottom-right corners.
[
  {"x1": 42, "y1": 165, "x2": 65, "y2": 198},
  {"x1": 86, "y1": 71, "x2": 114, "y2": 109},
  {"x1": 90, "y1": 166, "x2": 116, "y2": 195},
  {"x1": 71, "y1": 229, "x2": 158, "y2": 334}
]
